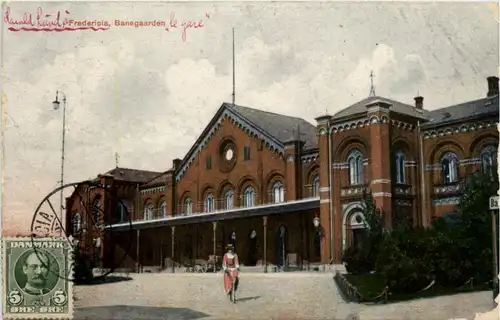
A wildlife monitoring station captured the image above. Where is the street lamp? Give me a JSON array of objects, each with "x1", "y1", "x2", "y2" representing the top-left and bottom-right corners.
[
  {"x1": 52, "y1": 91, "x2": 67, "y2": 236},
  {"x1": 313, "y1": 215, "x2": 320, "y2": 229}
]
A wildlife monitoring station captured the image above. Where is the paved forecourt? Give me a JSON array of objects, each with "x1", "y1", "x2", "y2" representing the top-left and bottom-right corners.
[{"x1": 74, "y1": 272, "x2": 354, "y2": 320}]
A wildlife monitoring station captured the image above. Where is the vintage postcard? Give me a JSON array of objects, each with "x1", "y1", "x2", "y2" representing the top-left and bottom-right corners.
[{"x1": 1, "y1": 1, "x2": 499, "y2": 320}]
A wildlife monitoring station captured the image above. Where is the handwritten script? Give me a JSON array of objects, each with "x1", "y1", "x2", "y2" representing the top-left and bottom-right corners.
[
  {"x1": 4, "y1": 6, "x2": 210, "y2": 41},
  {"x1": 4, "y1": 7, "x2": 110, "y2": 32},
  {"x1": 165, "y1": 12, "x2": 209, "y2": 42}
]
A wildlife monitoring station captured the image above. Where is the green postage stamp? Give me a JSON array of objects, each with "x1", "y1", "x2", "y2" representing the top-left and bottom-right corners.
[{"x1": 2, "y1": 237, "x2": 73, "y2": 319}]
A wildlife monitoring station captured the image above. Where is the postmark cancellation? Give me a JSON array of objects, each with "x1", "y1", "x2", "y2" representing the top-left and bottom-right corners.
[{"x1": 2, "y1": 237, "x2": 73, "y2": 319}]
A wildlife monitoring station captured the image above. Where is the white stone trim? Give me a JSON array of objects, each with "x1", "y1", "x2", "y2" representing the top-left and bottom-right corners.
[
  {"x1": 320, "y1": 199, "x2": 330, "y2": 204},
  {"x1": 106, "y1": 197, "x2": 320, "y2": 229},
  {"x1": 371, "y1": 179, "x2": 391, "y2": 185},
  {"x1": 372, "y1": 192, "x2": 392, "y2": 198},
  {"x1": 319, "y1": 187, "x2": 330, "y2": 192},
  {"x1": 341, "y1": 201, "x2": 364, "y2": 251}
]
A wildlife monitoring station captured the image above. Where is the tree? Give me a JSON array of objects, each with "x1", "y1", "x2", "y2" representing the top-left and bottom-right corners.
[
  {"x1": 342, "y1": 191, "x2": 384, "y2": 274},
  {"x1": 454, "y1": 171, "x2": 499, "y2": 284}
]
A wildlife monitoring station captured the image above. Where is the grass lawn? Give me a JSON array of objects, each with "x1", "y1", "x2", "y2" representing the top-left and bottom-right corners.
[
  {"x1": 344, "y1": 273, "x2": 387, "y2": 300},
  {"x1": 344, "y1": 273, "x2": 491, "y2": 303}
]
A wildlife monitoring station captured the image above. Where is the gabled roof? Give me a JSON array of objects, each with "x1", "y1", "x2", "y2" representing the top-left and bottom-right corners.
[
  {"x1": 141, "y1": 171, "x2": 170, "y2": 189},
  {"x1": 230, "y1": 104, "x2": 317, "y2": 149},
  {"x1": 422, "y1": 94, "x2": 499, "y2": 128},
  {"x1": 102, "y1": 167, "x2": 163, "y2": 183},
  {"x1": 175, "y1": 102, "x2": 317, "y2": 182},
  {"x1": 332, "y1": 96, "x2": 429, "y2": 121}
]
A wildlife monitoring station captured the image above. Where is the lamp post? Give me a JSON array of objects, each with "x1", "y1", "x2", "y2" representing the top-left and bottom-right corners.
[
  {"x1": 489, "y1": 195, "x2": 499, "y2": 306},
  {"x1": 313, "y1": 215, "x2": 322, "y2": 268},
  {"x1": 52, "y1": 91, "x2": 67, "y2": 236}
]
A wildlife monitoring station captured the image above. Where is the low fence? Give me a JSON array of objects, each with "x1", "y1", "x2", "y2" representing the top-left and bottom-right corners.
[{"x1": 335, "y1": 271, "x2": 486, "y2": 304}]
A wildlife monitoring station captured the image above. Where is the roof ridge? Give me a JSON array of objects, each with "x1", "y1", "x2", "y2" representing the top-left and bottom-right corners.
[{"x1": 225, "y1": 102, "x2": 310, "y2": 122}]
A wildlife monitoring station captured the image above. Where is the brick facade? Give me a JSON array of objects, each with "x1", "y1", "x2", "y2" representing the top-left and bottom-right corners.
[{"x1": 67, "y1": 77, "x2": 499, "y2": 269}]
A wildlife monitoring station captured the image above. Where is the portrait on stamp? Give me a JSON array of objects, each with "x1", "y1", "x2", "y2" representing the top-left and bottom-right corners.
[{"x1": 14, "y1": 249, "x2": 59, "y2": 295}]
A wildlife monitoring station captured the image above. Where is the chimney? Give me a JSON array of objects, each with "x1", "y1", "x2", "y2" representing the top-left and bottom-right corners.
[
  {"x1": 414, "y1": 96, "x2": 424, "y2": 110},
  {"x1": 172, "y1": 158, "x2": 182, "y2": 170},
  {"x1": 487, "y1": 76, "x2": 499, "y2": 97}
]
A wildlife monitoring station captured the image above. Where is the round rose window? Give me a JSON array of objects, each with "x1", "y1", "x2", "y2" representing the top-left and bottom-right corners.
[{"x1": 225, "y1": 149, "x2": 234, "y2": 161}]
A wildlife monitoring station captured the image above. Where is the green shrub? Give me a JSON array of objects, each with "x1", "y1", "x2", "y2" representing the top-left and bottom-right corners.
[{"x1": 342, "y1": 245, "x2": 373, "y2": 274}]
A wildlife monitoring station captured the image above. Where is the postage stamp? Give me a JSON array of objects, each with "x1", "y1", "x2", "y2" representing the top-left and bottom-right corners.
[{"x1": 2, "y1": 237, "x2": 73, "y2": 319}]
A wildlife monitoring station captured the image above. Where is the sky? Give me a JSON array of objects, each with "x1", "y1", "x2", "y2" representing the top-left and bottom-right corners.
[{"x1": 1, "y1": 1, "x2": 498, "y2": 233}]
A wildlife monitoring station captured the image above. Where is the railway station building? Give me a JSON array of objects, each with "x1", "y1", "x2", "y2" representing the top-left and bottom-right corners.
[{"x1": 66, "y1": 76, "x2": 499, "y2": 271}]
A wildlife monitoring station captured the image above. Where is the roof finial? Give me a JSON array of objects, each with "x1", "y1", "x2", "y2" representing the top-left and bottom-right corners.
[
  {"x1": 369, "y1": 70, "x2": 376, "y2": 97},
  {"x1": 115, "y1": 152, "x2": 119, "y2": 168}
]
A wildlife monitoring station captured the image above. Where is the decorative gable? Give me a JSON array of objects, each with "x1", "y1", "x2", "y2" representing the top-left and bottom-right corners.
[{"x1": 175, "y1": 104, "x2": 285, "y2": 182}]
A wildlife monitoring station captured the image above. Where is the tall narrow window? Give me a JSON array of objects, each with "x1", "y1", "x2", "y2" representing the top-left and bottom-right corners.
[
  {"x1": 160, "y1": 201, "x2": 167, "y2": 218},
  {"x1": 243, "y1": 187, "x2": 255, "y2": 207},
  {"x1": 185, "y1": 197, "x2": 192, "y2": 214},
  {"x1": 480, "y1": 145, "x2": 498, "y2": 176},
  {"x1": 312, "y1": 175, "x2": 320, "y2": 197},
  {"x1": 72, "y1": 213, "x2": 81, "y2": 234},
  {"x1": 92, "y1": 197, "x2": 101, "y2": 225},
  {"x1": 441, "y1": 152, "x2": 459, "y2": 184},
  {"x1": 347, "y1": 149, "x2": 364, "y2": 185},
  {"x1": 395, "y1": 151, "x2": 406, "y2": 184},
  {"x1": 204, "y1": 193, "x2": 215, "y2": 212},
  {"x1": 224, "y1": 190, "x2": 234, "y2": 210},
  {"x1": 205, "y1": 156, "x2": 212, "y2": 169},
  {"x1": 272, "y1": 181, "x2": 285, "y2": 203},
  {"x1": 243, "y1": 146, "x2": 251, "y2": 161},
  {"x1": 144, "y1": 203, "x2": 154, "y2": 220},
  {"x1": 116, "y1": 201, "x2": 126, "y2": 223}
]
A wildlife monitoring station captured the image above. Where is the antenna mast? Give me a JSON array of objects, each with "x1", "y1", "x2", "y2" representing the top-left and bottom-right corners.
[
  {"x1": 369, "y1": 71, "x2": 376, "y2": 97},
  {"x1": 232, "y1": 28, "x2": 236, "y2": 107},
  {"x1": 115, "y1": 152, "x2": 119, "y2": 168}
]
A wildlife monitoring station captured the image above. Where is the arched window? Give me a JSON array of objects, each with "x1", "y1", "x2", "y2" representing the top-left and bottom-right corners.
[
  {"x1": 116, "y1": 201, "x2": 126, "y2": 223},
  {"x1": 395, "y1": 151, "x2": 406, "y2": 184},
  {"x1": 243, "y1": 187, "x2": 255, "y2": 207},
  {"x1": 72, "y1": 213, "x2": 81, "y2": 234},
  {"x1": 144, "y1": 203, "x2": 154, "y2": 220},
  {"x1": 480, "y1": 145, "x2": 498, "y2": 176},
  {"x1": 272, "y1": 181, "x2": 285, "y2": 203},
  {"x1": 441, "y1": 152, "x2": 459, "y2": 184},
  {"x1": 348, "y1": 149, "x2": 364, "y2": 185},
  {"x1": 204, "y1": 193, "x2": 215, "y2": 212},
  {"x1": 312, "y1": 175, "x2": 320, "y2": 198},
  {"x1": 92, "y1": 197, "x2": 101, "y2": 225},
  {"x1": 184, "y1": 197, "x2": 192, "y2": 214},
  {"x1": 160, "y1": 201, "x2": 167, "y2": 218},
  {"x1": 224, "y1": 190, "x2": 234, "y2": 210}
]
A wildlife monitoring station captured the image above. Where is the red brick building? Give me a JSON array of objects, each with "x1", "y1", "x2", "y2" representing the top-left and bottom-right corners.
[{"x1": 66, "y1": 76, "x2": 499, "y2": 270}]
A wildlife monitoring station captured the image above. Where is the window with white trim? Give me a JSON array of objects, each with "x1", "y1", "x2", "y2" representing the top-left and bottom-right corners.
[
  {"x1": 480, "y1": 145, "x2": 498, "y2": 176},
  {"x1": 224, "y1": 190, "x2": 234, "y2": 210},
  {"x1": 272, "y1": 181, "x2": 285, "y2": 203},
  {"x1": 204, "y1": 193, "x2": 215, "y2": 212},
  {"x1": 144, "y1": 203, "x2": 154, "y2": 220},
  {"x1": 395, "y1": 151, "x2": 406, "y2": 184},
  {"x1": 160, "y1": 201, "x2": 167, "y2": 218},
  {"x1": 441, "y1": 152, "x2": 459, "y2": 184},
  {"x1": 72, "y1": 213, "x2": 82, "y2": 234},
  {"x1": 184, "y1": 197, "x2": 192, "y2": 214},
  {"x1": 312, "y1": 175, "x2": 320, "y2": 197},
  {"x1": 347, "y1": 149, "x2": 364, "y2": 185},
  {"x1": 243, "y1": 187, "x2": 255, "y2": 207}
]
